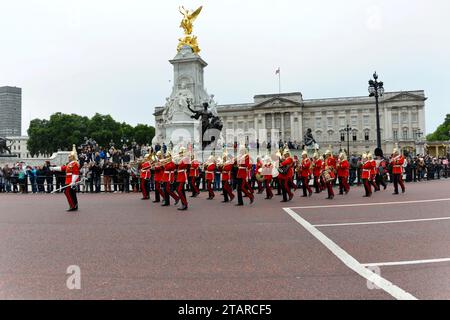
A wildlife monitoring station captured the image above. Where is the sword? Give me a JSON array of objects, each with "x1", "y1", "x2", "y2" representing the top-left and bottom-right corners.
[{"x1": 51, "y1": 178, "x2": 86, "y2": 194}]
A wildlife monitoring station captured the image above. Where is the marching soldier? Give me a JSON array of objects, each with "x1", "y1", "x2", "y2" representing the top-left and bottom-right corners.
[
  {"x1": 368, "y1": 153, "x2": 380, "y2": 192},
  {"x1": 153, "y1": 151, "x2": 165, "y2": 203},
  {"x1": 50, "y1": 145, "x2": 80, "y2": 212},
  {"x1": 255, "y1": 157, "x2": 264, "y2": 194},
  {"x1": 140, "y1": 154, "x2": 151, "y2": 200},
  {"x1": 189, "y1": 153, "x2": 200, "y2": 197},
  {"x1": 205, "y1": 155, "x2": 216, "y2": 200},
  {"x1": 300, "y1": 150, "x2": 313, "y2": 197},
  {"x1": 236, "y1": 147, "x2": 254, "y2": 206},
  {"x1": 323, "y1": 150, "x2": 336, "y2": 200},
  {"x1": 220, "y1": 153, "x2": 235, "y2": 203},
  {"x1": 337, "y1": 152, "x2": 350, "y2": 195},
  {"x1": 278, "y1": 148, "x2": 294, "y2": 203},
  {"x1": 175, "y1": 147, "x2": 190, "y2": 210},
  {"x1": 312, "y1": 152, "x2": 323, "y2": 194},
  {"x1": 262, "y1": 155, "x2": 274, "y2": 200},
  {"x1": 391, "y1": 148, "x2": 406, "y2": 195},
  {"x1": 361, "y1": 153, "x2": 372, "y2": 197},
  {"x1": 161, "y1": 152, "x2": 179, "y2": 206},
  {"x1": 375, "y1": 154, "x2": 388, "y2": 191}
]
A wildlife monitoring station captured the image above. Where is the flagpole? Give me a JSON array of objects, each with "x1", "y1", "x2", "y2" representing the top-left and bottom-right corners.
[{"x1": 278, "y1": 70, "x2": 281, "y2": 94}]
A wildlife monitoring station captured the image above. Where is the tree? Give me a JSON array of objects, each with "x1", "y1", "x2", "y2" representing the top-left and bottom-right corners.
[
  {"x1": 427, "y1": 114, "x2": 450, "y2": 141},
  {"x1": 27, "y1": 113, "x2": 155, "y2": 155}
]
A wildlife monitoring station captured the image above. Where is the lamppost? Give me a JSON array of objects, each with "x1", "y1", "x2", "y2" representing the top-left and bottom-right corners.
[
  {"x1": 340, "y1": 124, "x2": 352, "y2": 156},
  {"x1": 368, "y1": 72, "x2": 385, "y2": 154},
  {"x1": 415, "y1": 130, "x2": 423, "y2": 156}
]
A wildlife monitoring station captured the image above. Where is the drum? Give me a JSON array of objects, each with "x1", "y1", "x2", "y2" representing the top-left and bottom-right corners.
[
  {"x1": 322, "y1": 169, "x2": 333, "y2": 182},
  {"x1": 256, "y1": 173, "x2": 265, "y2": 182}
]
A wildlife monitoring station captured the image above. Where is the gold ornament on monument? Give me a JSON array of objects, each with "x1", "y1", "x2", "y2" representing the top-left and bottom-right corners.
[{"x1": 177, "y1": 6, "x2": 203, "y2": 54}]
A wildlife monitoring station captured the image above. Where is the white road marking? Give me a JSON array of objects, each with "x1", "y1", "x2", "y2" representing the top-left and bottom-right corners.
[
  {"x1": 283, "y1": 207, "x2": 417, "y2": 300},
  {"x1": 362, "y1": 258, "x2": 450, "y2": 268},
  {"x1": 314, "y1": 216, "x2": 450, "y2": 228},
  {"x1": 288, "y1": 198, "x2": 450, "y2": 210}
]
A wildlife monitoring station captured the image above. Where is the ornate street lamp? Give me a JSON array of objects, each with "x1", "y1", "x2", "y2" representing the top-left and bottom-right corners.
[
  {"x1": 340, "y1": 124, "x2": 353, "y2": 156},
  {"x1": 368, "y1": 72, "x2": 385, "y2": 155}
]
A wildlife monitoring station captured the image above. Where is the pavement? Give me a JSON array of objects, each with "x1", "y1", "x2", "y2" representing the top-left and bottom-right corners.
[{"x1": 0, "y1": 178, "x2": 449, "y2": 300}]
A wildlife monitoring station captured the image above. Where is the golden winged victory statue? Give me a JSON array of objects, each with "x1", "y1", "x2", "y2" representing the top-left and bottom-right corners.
[{"x1": 177, "y1": 5, "x2": 203, "y2": 54}]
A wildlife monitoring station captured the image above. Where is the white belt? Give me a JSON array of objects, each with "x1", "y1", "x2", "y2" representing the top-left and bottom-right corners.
[
  {"x1": 178, "y1": 169, "x2": 186, "y2": 173},
  {"x1": 206, "y1": 171, "x2": 214, "y2": 174}
]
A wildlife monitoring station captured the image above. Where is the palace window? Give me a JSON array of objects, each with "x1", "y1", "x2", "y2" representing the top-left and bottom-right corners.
[
  {"x1": 352, "y1": 131, "x2": 357, "y2": 142},
  {"x1": 411, "y1": 113, "x2": 418, "y2": 123},
  {"x1": 364, "y1": 131, "x2": 370, "y2": 141},
  {"x1": 327, "y1": 117, "x2": 333, "y2": 128},
  {"x1": 275, "y1": 113, "x2": 281, "y2": 129},
  {"x1": 392, "y1": 113, "x2": 399, "y2": 124},
  {"x1": 339, "y1": 117, "x2": 345, "y2": 127},
  {"x1": 393, "y1": 130, "x2": 398, "y2": 141},
  {"x1": 316, "y1": 118, "x2": 321, "y2": 129},
  {"x1": 265, "y1": 114, "x2": 272, "y2": 129},
  {"x1": 402, "y1": 128, "x2": 408, "y2": 140},
  {"x1": 363, "y1": 115, "x2": 370, "y2": 127},
  {"x1": 340, "y1": 132, "x2": 345, "y2": 142},
  {"x1": 401, "y1": 112, "x2": 408, "y2": 123},
  {"x1": 284, "y1": 113, "x2": 291, "y2": 129},
  {"x1": 351, "y1": 116, "x2": 357, "y2": 126}
]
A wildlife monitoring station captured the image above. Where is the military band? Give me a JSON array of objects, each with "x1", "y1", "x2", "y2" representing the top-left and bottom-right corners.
[{"x1": 51, "y1": 144, "x2": 410, "y2": 212}]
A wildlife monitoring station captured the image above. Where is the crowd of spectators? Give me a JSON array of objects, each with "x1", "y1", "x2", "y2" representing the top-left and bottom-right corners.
[{"x1": 1, "y1": 140, "x2": 449, "y2": 194}]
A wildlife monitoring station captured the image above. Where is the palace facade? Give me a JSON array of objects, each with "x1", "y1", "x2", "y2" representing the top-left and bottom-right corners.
[{"x1": 215, "y1": 90, "x2": 427, "y2": 155}]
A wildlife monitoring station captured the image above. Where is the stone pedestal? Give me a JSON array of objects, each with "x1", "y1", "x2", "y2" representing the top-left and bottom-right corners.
[{"x1": 154, "y1": 45, "x2": 218, "y2": 150}]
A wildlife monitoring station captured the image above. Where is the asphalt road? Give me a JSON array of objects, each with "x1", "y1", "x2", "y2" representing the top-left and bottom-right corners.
[{"x1": 0, "y1": 178, "x2": 449, "y2": 300}]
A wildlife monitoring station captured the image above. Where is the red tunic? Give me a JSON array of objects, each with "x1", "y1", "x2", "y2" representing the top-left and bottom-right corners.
[
  {"x1": 162, "y1": 161, "x2": 176, "y2": 183},
  {"x1": 62, "y1": 161, "x2": 79, "y2": 185},
  {"x1": 237, "y1": 154, "x2": 251, "y2": 180},
  {"x1": 154, "y1": 162, "x2": 163, "y2": 182},
  {"x1": 301, "y1": 158, "x2": 311, "y2": 177},
  {"x1": 176, "y1": 157, "x2": 190, "y2": 183},
  {"x1": 140, "y1": 161, "x2": 151, "y2": 179},
  {"x1": 313, "y1": 159, "x2": 323, "y2": 177},
  {"x1": 189, "y1": 160, "x2": 200, "y2": 177},
  {"x1": 370, "y1": 160, "x2": 377, "y2": 179},
  {"x1": 205, "y1": 163, "x2": 216, "y2": 181},
  {"x1": 279, "y1": 157, "x2": 294, "y2": 180},
  {"x1": 221, "y1": 162, "x2": 233, "y2": 181},
  {"x1": 337, "y1": 159, "x2": 349, "y2": 178},
  {"x1": 361, "y1": 160, "x2": 372, "y2": 179},
  {"x1": 391, "y1": 156, "x2": 405, "y2": 174},
  {"x1": 324, "y1": 157, "x2": 336, "y2": 179}
]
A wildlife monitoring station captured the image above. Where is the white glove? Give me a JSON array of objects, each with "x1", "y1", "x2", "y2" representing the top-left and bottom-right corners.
[
  {"x1": 50, "y1": 166, "x2": 62, "y2": 172},
  {"x1": 71, "y1": 175, "x2": 79, "y2": 187}
]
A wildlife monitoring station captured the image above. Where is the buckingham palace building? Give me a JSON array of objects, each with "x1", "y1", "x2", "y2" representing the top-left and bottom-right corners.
[{"x1": 214, "y1": 90, "x2": 427, "y2": 155}]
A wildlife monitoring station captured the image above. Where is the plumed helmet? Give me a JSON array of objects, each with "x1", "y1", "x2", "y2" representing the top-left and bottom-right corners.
[
  {"x1": 283, "y1": 148, "x2": 291, "y2": 156},
  {"x1": 362, "y1": 153, "x2": 368, "y2": 159},
  {"x1": 179, "y1": 147, "x2": 186, "y2": 155},
  {"x1": 325, "y1": 149, "x2": 332, "y2": 156},
  {"x1": 367, "y1": 153, "x2": 373, "y2": 160},
  {"x1": 69, "y1": 144, "x2": 78, "y2": 161},
  {"x1": 313, "y1": 152, "x2": 319, "y2": 159},
  {"x1": 302, "y1": 150, "x2": 308, "y2": 157},
  {"x1": 144, "y1": 153, "x2": 151, "y2": 160},
  {"x1": 156, "y1": 150, "x2": 162, "y2": 157},
  {"x1": 339, "y1": 152, "x2": 347, "y2": 160},
  {"x1": 393, "y1": 148, "x2": 399, "y2": 155}
]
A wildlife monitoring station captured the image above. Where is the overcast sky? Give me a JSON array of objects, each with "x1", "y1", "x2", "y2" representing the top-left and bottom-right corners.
[{"x1": 1, "y1": 0, "x2": 449, "y2": 135}]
